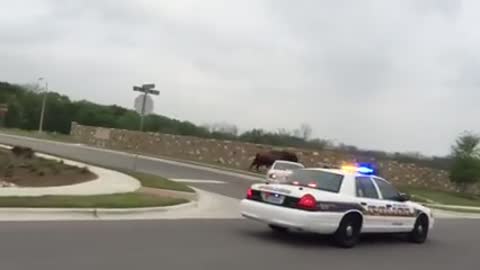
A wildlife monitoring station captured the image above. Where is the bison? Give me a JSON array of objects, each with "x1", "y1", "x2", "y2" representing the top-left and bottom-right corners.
[
  {"x1": 249, "y1": 150, "x2": 299, "y2": 171},
  {"x1": 11, "y1": 146, "x2": 35, "y2": 159}
]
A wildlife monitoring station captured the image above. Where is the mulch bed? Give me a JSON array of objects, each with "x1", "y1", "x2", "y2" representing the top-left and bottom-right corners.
[{"x1": 0, "y1": 147, "x2": 97, "y2": 187}]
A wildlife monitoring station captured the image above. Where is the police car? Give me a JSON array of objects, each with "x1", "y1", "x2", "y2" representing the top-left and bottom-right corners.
[{"x1": 240, "y1": 164, "x2": 434, "y2": 248}]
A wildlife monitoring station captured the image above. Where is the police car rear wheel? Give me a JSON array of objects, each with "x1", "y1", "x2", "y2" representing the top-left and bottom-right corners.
[
  {"x1": 408, "y1": 214, "x2": 429, "y2": 243},
  {"x1": 269, "y1": 225, "x2": 288, "y2": 233},
  {"x1": 333, "y1": 214, "x2": 362, "y2": 248}
]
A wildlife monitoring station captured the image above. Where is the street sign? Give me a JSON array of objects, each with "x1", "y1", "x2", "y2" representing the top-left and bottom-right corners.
[
  {"x1": 142, "y1": 83, "x2": 155, "y2": 89},
  {"x1": 134, "y1": 94, "x2": 154, "y2": 115},
  {"x1": 147, "y1": 89, "x2": 160, "y2": 95},
  {"x1": 133, "y1": 85, "x2": 159, "y2": 95}
]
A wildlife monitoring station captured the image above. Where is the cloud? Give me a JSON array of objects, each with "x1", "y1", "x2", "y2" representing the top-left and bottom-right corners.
[{"x1": 0, "y1": 0, "x2": 479, "y2": 156}]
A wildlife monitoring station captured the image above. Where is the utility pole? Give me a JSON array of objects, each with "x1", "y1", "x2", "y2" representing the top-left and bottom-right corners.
[
  {"x1": 131, "y1": 83, "x2": 159, "y2": 171},
  {"x1": 38, "y1": 78, "x2": 48, "y2": 133}
]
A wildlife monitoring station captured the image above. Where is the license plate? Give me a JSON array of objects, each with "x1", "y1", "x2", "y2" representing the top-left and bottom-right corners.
[{"x1": 261, "y1": 192, "x2": 285, "y2": 205}]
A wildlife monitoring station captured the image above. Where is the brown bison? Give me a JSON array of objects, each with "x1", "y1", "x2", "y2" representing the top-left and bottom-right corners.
[
  {"x1": 249, "y1": 150, "x2": 299, "y2": 171},
  {"x1": 11, "y1": 146, "x2": 35, "y2": 159}
]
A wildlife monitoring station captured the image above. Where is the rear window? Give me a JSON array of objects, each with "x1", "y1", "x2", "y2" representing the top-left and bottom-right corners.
[
  {"x1": 273, "y1": 162, "x2": 304, "y2": 171},
  {"x1": 286, "y1": 170, "x2": 344, "y2": 193}
]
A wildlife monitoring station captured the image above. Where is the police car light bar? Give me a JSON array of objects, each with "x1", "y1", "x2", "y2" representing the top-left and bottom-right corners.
[
  {"x1": 357, "y1": 166, "x2": 374, "y2": 174},
  {"x1": 341, "y1": 164, "x2": 375, "y2": 175}
]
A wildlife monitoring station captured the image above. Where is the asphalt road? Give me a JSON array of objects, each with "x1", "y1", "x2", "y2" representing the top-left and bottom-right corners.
[
  {"x1": 0, "y1": 218, "x2": 478, "y2": 270},
  {"x1": 0, "y1": 133, "x2": 256, "y2": 199}
]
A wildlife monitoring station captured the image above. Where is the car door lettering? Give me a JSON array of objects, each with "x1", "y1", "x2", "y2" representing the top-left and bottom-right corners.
[{"x1": 364, "y1": 204, "x2": 415, "y2": 217}]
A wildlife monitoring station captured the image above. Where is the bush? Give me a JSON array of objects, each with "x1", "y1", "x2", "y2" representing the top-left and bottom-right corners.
[
  {"x1": 450, "y1": 157, "x2": 480, "y2": 192},
  {"x1": 79, "y1": 166, "x2": 89, "y2": 174},
  {"x1": 449, "y1": 132, "x2": 480, "y2": 192}
]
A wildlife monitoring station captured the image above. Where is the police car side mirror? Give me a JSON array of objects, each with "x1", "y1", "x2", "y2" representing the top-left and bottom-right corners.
[{"x1": 397, "y1": 193, "x2": 411, "y2": 202}]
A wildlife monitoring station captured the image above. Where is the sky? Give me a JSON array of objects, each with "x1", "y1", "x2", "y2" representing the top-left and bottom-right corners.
[{"x1": 1, "y1": 0, "x2": 479, "y2": 156}]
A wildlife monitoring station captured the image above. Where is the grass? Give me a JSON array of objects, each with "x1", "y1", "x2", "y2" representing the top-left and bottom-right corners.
[
  {"x1": 428, "y1": 205, "x2": 480, "y2": 214},
  {"x1": 129, "y1": 172, "x2": 195, "y2": 193},
  {"x1": 0, "y1": 193, "x2": 187, "y2": 208},
  {"x1": 399, "y1": 186, "x2": 480, "y2": 207}
]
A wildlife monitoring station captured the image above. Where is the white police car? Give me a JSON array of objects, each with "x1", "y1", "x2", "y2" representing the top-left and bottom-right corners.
[{"x1": 240, "y1": 164, "x2": 434, "y2": 248}]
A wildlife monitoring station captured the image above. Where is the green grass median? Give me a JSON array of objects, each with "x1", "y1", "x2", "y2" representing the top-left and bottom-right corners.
[
  {"x1": 128, "y1": 172, "x2": 194, "y2": 193},
  {"x1": 0, "y1": 193, "x2": 187, "y2": 208},
  {"x1": 400, "y1": 186, "x2": 480, "y2": 207}
]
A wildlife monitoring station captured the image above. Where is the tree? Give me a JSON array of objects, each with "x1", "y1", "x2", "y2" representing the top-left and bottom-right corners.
[
  {"x1": 299, "y1": 123, "x2": 313, "y2": 140},
  {"x1": 452, "y1": 131, "x2": 480, "y2": 158},
  {"x1": 449, "y1": 132, "x2": 480, "y2": 192},
  {"x1": 205, "y1": 122, "x2": 238, "y2": 136}
]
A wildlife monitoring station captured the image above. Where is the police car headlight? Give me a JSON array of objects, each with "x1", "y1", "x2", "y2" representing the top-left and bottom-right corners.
[{"x1": 269, "y1": 173, "x2": 277, "y2": 179}]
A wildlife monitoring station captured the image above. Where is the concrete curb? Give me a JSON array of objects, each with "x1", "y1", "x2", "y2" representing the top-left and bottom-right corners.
[{"x1": 0, "y1": 200, "x2": 198, "y2": 221}]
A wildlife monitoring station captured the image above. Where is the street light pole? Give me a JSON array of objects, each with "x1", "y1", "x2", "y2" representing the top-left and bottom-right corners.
[
  {"x1": 39, "y1": 82, "x2": 48, "y2": 133},
  {"x1": 37, "y1": 78, "x2": 48, "y2": 133}
]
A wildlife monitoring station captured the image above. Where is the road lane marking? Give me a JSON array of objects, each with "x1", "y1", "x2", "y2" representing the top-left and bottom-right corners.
[{"x1": 171, "y1": 179, "x2": 227, "y2": 184}]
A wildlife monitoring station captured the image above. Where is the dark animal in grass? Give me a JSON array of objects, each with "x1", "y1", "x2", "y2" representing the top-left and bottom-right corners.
[
  {"x1": 11, "y1": 146, "x2": 34, "y2": 159},
  {"x1": 249, "y1": 150, "x2": 299, "y2": 171}
]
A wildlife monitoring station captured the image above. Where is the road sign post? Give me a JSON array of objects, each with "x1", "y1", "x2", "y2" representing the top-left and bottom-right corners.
[{"x1": 131, "y1": 83, "x2": 159, "y2": 171}]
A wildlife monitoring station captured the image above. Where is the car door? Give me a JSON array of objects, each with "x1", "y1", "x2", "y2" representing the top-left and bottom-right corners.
[
  {"x1": 354, "y1": 176, "x2": 390, "y2": 233},
  {"x1": 372, "y1": 177, "x2": 416, "y2": 232}
]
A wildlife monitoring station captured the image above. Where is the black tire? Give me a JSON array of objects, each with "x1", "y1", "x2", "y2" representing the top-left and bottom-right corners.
[
  {"x1": 269, "y1": 224, "x2": 288, "y2": 233},
  {"x1": 333, "y1": 214, "x2": 362, "y2": 248},
  {"x1": 408, "y1": 214, "x2": 429, "y2": 244}
]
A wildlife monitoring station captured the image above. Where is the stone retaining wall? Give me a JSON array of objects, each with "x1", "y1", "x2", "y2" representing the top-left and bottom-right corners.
[{"x1": 70, "y1": 122, "x2": 471, "y2": 193}]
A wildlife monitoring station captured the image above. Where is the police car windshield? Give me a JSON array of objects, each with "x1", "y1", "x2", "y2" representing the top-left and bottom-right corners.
[
  {"x1": 273, "y1": 162, "x2": 303, "y2": 171},
  {"x1": 287, "y1": 169, "x2": 344, "y2": 193}
]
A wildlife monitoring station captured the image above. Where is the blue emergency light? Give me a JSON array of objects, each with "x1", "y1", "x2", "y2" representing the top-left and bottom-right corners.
[{"x1": 356, "y1": 163, "x2": 376, "y2": 175}]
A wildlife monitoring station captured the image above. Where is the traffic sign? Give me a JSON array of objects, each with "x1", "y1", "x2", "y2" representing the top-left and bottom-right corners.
[
  {"x1": 134, "y1": 94, "x2": 154, "y2": 115},
  {"x1": 130, "y1": 82, "x2": 159, "y2": 171}
]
